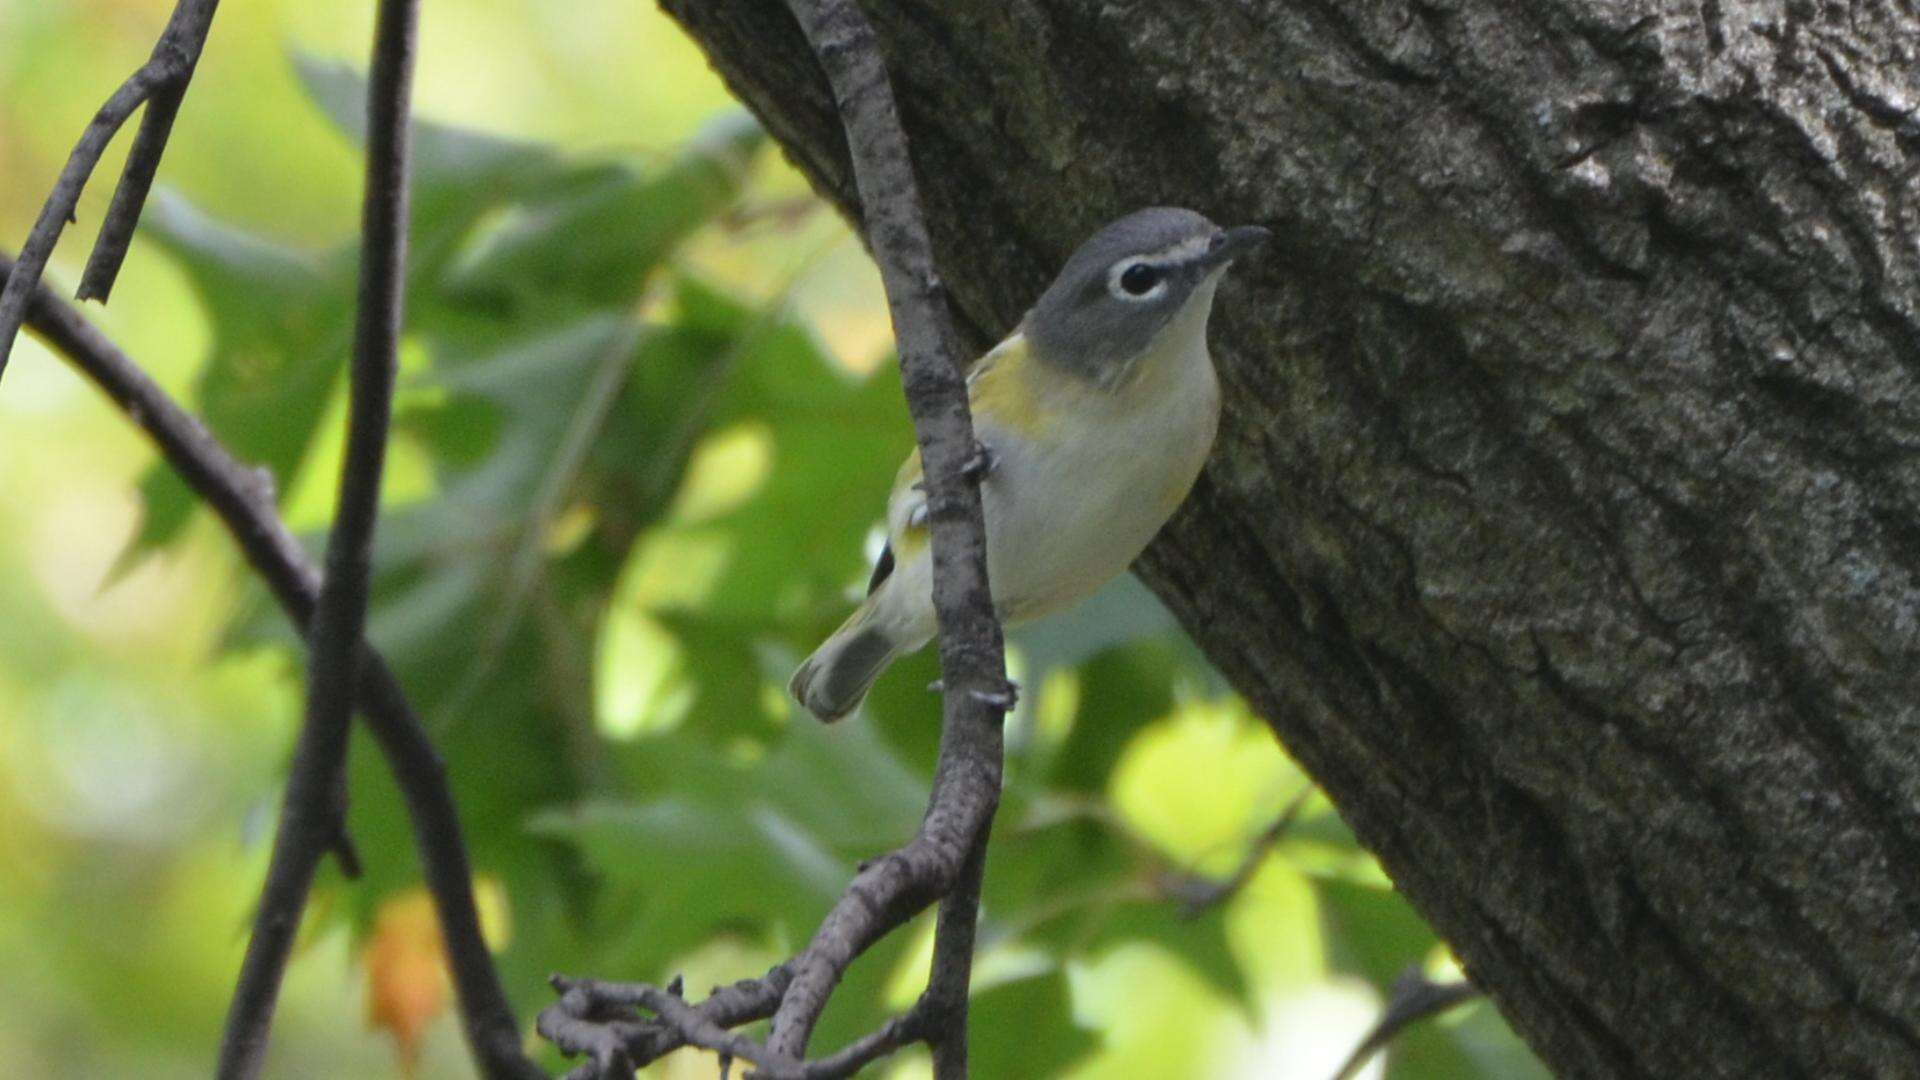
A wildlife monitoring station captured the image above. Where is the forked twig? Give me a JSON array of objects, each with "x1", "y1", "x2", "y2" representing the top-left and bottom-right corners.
[
  {"x1": 0, "y1": 0, "x2": 222, "y2": 380},
  {"x1": 1331, "y1": 967, "x2": 1481, "y2": 1080},
  {"x1": 7, "y1": 247, "x2": 541, "y2": 1075},
  {"x1": 1162, "y1": 788, "x2": 1313, "y2": 919}
]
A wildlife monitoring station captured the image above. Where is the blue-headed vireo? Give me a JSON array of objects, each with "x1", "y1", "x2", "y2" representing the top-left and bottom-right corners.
[{"x1": 792, "y1": 206, "x2": 1270, "y2": 721}]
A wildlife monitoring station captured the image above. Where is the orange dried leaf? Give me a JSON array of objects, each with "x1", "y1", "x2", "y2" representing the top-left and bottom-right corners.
[{"x1": 364, "y1": 888, "x2": 448, "y2": 1076}]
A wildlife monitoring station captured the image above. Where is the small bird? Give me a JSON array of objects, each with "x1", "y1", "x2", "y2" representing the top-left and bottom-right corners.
[{"x1": 791, "y1": 207, "x2": 1269, "y2": 722}]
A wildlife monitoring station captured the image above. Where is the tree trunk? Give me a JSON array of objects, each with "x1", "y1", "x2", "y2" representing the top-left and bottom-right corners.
[{"x1": 660, "y1": 1, "x2": 1920, "y2": 1075}]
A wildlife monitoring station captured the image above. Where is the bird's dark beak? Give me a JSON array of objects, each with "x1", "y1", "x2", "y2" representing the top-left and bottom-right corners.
[{"x1": 1200, "y1": 224, "x2": 1272, "y2": 269}]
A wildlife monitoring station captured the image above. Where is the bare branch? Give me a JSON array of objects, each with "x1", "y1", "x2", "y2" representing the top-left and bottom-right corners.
[
  {"x1": 0, "y1": 67, "x2": 163, "y2": 379},
  {"x1": 797, "y1": 1006, "x2": 930, "y2": 1079},
  {"x1": 638, "y1": 985, "x2": 801, "y2": 1073},
  {"x1": 216, "y1": 0, "x2": 421, "y2": 1075},
  {"x1": 77, "y1": 0, "x2": 222, "y2": 302},
  {"x1": 1162, "y1": 788, "x2": 1314, "y2": 919},
  {"x1": 0, "y1": 0, "x2": 221, "y2": 379},
  {"x1": 7, "y1": 249, "x2": 543, "y2": 1074},
  {"x1": 1331, "y1": 968, "x2": 1481, "y2": 1080},
  {"x1": 765, "y1": 0, "x2": 1011, "y2": 1060},
  {"x1": 540, "y1": 969, "x2": 931, "y2": 1080},
  {"x1": 541, "y1": 969, "x2": 791, "y2": 1077},
  {"x1": 537, "y1": 3, "x2": 1010, "y2": 1069}
]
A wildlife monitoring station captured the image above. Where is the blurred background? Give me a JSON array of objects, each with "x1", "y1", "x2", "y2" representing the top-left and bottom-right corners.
[{"x1": 0, "y1": 2, "x2": 1547, "y2": 1077}]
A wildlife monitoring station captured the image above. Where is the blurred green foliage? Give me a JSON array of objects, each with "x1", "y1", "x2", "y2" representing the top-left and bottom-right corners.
[{"x1": 0, "y1": 3, "x2": 1548, "y2": 1078}]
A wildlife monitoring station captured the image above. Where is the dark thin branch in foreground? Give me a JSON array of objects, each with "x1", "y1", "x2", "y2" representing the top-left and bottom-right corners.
[
  {"x1": 216, "y1": 0, "x2": 421, "y2": 1076},
  {"x1": 1331, "y1": 968, "x2": 1481, "y2": 1080},
  {"x1": 327, "y1": 830, "x2": 364, "y2": 880},
  {"x1": 541, "y1": 0, "x2": 1009, "y2": 1072},
  {"x1": 9, "y1": 257, "x2": 542, "y2": 1073},
  {"x1": 77, "y1": 0, "x2": 222, "y2": 302},
  {"x1": 0, "y1": 0, "x2": 220, "y2": 380},
  {"x1": 1164, "y1": 788, "x2": 1313, "y2": 919}
]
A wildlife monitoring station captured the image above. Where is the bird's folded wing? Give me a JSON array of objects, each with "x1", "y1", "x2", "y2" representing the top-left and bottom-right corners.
[{"x1": 872, "y1": 331, "x2": 1033, "y2": 592}]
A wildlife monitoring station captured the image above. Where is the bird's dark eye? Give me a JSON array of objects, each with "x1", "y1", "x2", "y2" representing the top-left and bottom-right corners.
[{"x1": 1118, "y1": 262, "x2": 1161, "y2": 296}]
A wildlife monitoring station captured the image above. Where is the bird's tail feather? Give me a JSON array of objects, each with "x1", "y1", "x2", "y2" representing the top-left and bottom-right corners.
[{"x1": 791, "y1": 599, "x2": 901, "y2": 723}]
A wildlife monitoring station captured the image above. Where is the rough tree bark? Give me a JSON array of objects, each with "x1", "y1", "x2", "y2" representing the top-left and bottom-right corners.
[{"x1": 661, "y1": 1, "x2": 1920, "y2": 1077}]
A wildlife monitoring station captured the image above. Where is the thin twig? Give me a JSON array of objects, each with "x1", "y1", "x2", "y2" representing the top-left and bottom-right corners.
[
  {"x1": 635, "y1": 985, "x2": 798, "y2": 1073},
  {"x1": 540, "y1": 970, "x2": 931, "y2": 1080},
  {"x1": 540, "y1": 968, "x2": 792, "y2": 1076},
  {"x1": 1164, "y1": 787, "x2": 1314, "y2": 918},
  {"x1": 73, "y1": 80, "x2": 188, "y2": 302},
  {"x1": 1330, "y1": 967, "x2": 1481, "y2": 1080},
  {"x1": 796, "y1": 1004, "x2": 930, "y2": 1079},
  {"x1": 216, "y1": 0, "x2": 421, "y2": 1076},
  {"x1": 433, "y1": 319, "x2": 645, "y2": 731},
  {"x1": 78, "y1": 0, "x2": 222, "y2": 301},
  {"x1": 0, "y1": 0, "x2": 221, "y2": 378},
  {"x1": 8, "y1": 253, "x2": 543, "y2": 1074},
  {"x1": 766, "y1": 0, "x2": 1011, "y2": 1060}
]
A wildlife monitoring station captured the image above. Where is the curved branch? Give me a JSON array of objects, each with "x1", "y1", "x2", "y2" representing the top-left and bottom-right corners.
[
  {"x1": 764, "y1": 0, "x2": 1011, "y2": 1060},
  {"x1": 9, "y1": 253, "x2": 543, "y2": 1075},
  {"x1": 0, "y1": 0, "x2": 220, "y2": 380},
  {"x1": 542, "y1": 1, "x2": 1011, "y2": 1073},
  {"x1": 77, "y1": 0, "x2": 222, "y2": 302},
  {"x1": 216, "y1": 0, "x2": 422, "y2": 1075}
]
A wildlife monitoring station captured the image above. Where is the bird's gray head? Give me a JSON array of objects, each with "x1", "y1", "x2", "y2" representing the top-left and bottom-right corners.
[{"x1": 1024, "y1": 207, "x2": 1268, "y2": 381}]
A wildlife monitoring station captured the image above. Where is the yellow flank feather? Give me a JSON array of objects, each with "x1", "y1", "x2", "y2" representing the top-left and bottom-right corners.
[
  {"x1": 966, "y1": 335, "x2": 1051, "y2": 439},
  {"x1": 896, "y1": 448, "x2": 923, "y2": 490},
  {"x1": 886, "y1": 333, "x2": 1052, "y2": 561}
]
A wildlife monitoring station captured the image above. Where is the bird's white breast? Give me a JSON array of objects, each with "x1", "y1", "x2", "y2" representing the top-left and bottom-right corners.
[{"x1": 980, "y1": 284, "x2": 1222, "y2": 623}]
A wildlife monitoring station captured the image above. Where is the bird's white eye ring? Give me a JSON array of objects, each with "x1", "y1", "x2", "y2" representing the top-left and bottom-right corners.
[{"x1": 1109, "y1": 259, "x2": 1167, "y2": 300}]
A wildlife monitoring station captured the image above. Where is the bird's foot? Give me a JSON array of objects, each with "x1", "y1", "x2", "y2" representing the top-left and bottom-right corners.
[
  {"x1": 926, "y1": 677, "x2": 1021, "y2": 712},
  {"x1": 960, "y1": 440, "x2": 997, "y2": 483},
  {"x1": 970, "y1": 680, "x2": 1020, "y2": 711}
]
